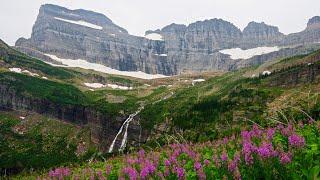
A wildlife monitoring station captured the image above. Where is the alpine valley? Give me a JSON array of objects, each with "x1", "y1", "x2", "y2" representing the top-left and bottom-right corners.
[{"x1": 0, "y1": 3, "x2": 320, "y2": 180}]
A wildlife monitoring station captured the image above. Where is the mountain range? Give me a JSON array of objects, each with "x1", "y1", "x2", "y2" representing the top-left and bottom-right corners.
[{"x1": 15, "y1": 4, "x2": 320, "y2": 77}]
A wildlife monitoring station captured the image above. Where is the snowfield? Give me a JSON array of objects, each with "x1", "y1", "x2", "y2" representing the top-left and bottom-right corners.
[
  {"x1": 219, "y1": 46, "x2": 280, "y2": 60},
  {"x1": 84, "y1": 83, "x2": 106, "y2": 89},
  {"x1": 192, "y1": 79, "x2": 206, "y2": 86},
  {"x1": 54, "y1": 17, "x2": 103, "y2": 30},
  {"x1": 155, "y1": 54, "x2": 168, "y2": 57},
  {"x1": 145, "y1": 33, "x2": 164, "y2": 41},
  {"x1": 84, "y1": 83, "x2": 133, "y2": 90},
  {"x1": 9, "y1": 68, "x2": 22, "y2": 73},
  {"x1": 44, "y1": 54, "x2": 168, "y2": 80},
  {"x1": 9, "y1": 68, "x2": 39, "y2": 77}
]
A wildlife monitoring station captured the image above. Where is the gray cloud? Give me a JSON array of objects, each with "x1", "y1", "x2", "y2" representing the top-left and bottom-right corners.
[{"x1": 1, "y1": 0, "x2": 319, "y2": 45}]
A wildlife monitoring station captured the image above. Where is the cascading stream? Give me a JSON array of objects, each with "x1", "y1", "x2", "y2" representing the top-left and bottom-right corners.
[
  {"x1": 108, "y1": 92, "x2": 174, "y2": 153},
  {"x1": 108, "y1": 106, "x2": 144, "y2": 153}
]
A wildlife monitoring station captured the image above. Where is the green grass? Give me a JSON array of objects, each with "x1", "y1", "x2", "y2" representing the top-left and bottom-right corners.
[
  {"x1": 0, "y1": 72, "x2": 88, "y2": 106},
  {"x1": 0, "y1": 112, "x2": 94, "y2": 174}
]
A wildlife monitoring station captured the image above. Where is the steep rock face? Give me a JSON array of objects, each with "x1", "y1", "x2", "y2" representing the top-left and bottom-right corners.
[
  {"x1": 234, "y1": 45, "x2": 320, "y2": 70},
  {"x1": 158, "y1": 19, "x2": 243, "y2": 73},
  {"x1": 306, "y1": 16, "x2": 320, "y2": 30},
  {"x1": 16, "y1": 4, "x2": 175, "y2": 75},
  {"x1": 242, "y1": 22, "x2": 284, "y2": 48},
  {"x1": 160, "y1": 19, "x2": 242, "y2": 51},
  {"x1": 268, "y1": 63, "x2": 320, "y2": 87},
  {"x1": 15, "y1": 4, "x2": 320, "y2": 76},
  {"x1": 282, "y1": 16, "x2": 320, "y2": 46},
  {"x1": 0, "y1": 82, "x2": 147, "y2": 152}
]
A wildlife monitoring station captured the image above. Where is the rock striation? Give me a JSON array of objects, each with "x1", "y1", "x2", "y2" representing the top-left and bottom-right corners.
[
  {"x1": 15, "y1": 4, "x2": 320, "y2": 76},
  {"x1": 242, "y1": 22, "x2": 284, "y2": 48}
]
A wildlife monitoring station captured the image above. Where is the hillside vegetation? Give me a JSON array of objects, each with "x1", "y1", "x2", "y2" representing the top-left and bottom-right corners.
[{"x1": 0, "y1": 38, "x2": 320, "y2": 179}]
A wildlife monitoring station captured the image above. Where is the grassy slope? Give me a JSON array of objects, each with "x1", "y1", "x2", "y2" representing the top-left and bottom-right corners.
[
  {"x1": 140, "y1": 49, "x2": 320, "y2": 145},
  {"x1": 0, "y1": 111, "x2": 93, "y2": 172},
  {"x1": 1, "y1": 36, "x2": 320, "y2": 178}
]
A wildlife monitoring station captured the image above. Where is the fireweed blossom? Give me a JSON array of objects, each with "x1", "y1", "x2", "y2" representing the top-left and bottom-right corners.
[
  {"x1": 174, "y1": 167, "x2": 185, "y2": 179},
  {"x1": 204, "y1": 159, "x2": 210, "y2": 166},
  {"x1": 288, "y1": 134, "x2": 305, "y2": 148},
  {"x1": 266, "y1": 128, "x2": 276, "y2": 140},
  {"x1": 164, "y1": 159, "x2": 171, "y2": 166},
  {"x1": 221, "y1": 152, "x2": 228, "y2": 161},
  {"x1": 257, "y1": 142, "x2": 277, "y2": 159},
  {"x1": 105, "y1": 165, "x2": 112, "y2": 176},
  {"x1": 279, "y1": 152, "x2": 292, "y2": 164},
  {"x1": 123, "y1": 167, "x2": 138, "y2": 180},
  {"x1": 43, "y1": 123, "x2": 318, "y2": 179},
  {"x1": 48, "y1": 167, "x2": 71, "y2": 178},
  {"x1": 194, "y1": 162, "x2": 202, "y2": 170}
]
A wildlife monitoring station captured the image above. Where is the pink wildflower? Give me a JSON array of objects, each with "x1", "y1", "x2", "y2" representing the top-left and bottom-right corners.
[{"x1": 288, "y1": 134, "x2": 305, "y2": 148}]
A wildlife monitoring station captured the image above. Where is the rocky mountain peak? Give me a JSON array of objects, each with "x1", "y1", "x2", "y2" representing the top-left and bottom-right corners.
[
  {"x1": 241, "y1": 21, "x2": 284, "y2": 48},
  {"x1": 161, "y1": 23, "x2": 187, "y2": 33},
  {"x1": 39, "y1": 4, "x2": 128, "y2": 34},
  {"x1": 145, "y1": 29, "x2": 161, "y2": 36},
  {"x1": 188, "y1": 18, "x2": 242, "y2": 34},
  {"x1": 306, "y1": 16, "x2": 320, "y2": 30},
  {"x1": 243, "y1": 21, "x2": 283, "y2": 37}
]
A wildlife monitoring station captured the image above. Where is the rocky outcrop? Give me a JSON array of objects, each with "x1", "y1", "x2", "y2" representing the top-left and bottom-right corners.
[
  {"x1": 16, "y1": 4, "x2": 175, "y2": 75},
  {"x1": 306, "y1": 16, "x2": 320, "y2": 30},
  {"x1": 268, "y1": 62, "x2": 320, "y2": 87},
  {"x1": 242, "y1": 22, "x2": 284, "y2": 48},
  {"x1": 281, "y1": 16, "x2": 320, "y2": 46},
  {"x1": 0, "y1": 81, "x2": 146, "y2": 152},
  {"x1": 15, "y1": 4, "x2": 320, "y2": 76},
  {"x1": 234, "y1": 44, "x2": 320, "y2": 70}
]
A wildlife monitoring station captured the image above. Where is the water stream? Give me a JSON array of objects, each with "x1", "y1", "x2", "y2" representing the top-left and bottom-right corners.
[
  {"x1": 108, "y1": 92, "x2": 174, "y2": 153},
  {"x1": 108, "y1": 106, "x2": 144, "y2": 153}
]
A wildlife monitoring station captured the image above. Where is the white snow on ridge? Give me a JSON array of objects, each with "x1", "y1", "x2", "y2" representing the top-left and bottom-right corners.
[
  {"x1": 107, "y1": 84, "x2": 133, "y2": 90},
  {"x1": 192, "y1": 79, "x2": 205, "y2": 86},
  {"x1": 219, "y1": 46, "x2": 280, "y2": 60},
  {"x1": 154, "y1": 53, "x2": 168, "y2": 57},
  {"x1": 45, "y1": 54, "x2": 168, "y2": 80},
  {"x1": 84, "y1": 82, "x2": 133, "y2": 90},
  {"x1": 84, "y1": 83, "x2": 106, "y2": 89},
  {"x1": 145, "y1": 33, "x2": 164, "y2": 41},
  {"x1": 22, "y1": 70, "x2": 39, "y2": 77},
  {"x1": 9, "y1": 68, "x2": 22, "y2": 73},
  {"x1": 262, "y1": 71, "x2": 272, "y2": 76},
  {"x1": 9, "y1": 68, "x2": 41, "y2": 77},
  {"x1": 54, "y1": 17, "x2": 103, "y2": 30}
]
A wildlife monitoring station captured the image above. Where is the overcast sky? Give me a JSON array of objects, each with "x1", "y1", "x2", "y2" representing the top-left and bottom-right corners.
[{"x1": 1, "y1": 0, "x2": 320, "y2": 45}]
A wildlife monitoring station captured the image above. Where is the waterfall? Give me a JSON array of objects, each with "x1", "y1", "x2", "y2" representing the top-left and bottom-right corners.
[
  {"x1": 108, "y1": 106, "x2": 144, "y2": 153},
  {"x1": 108, "y1": 92, "x2": 174, "y2": 153}
]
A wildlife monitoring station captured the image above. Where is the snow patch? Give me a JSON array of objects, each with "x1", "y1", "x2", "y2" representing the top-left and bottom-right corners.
[
  {"x1": 54, "y1": 17, "x2": 103, "y2": 30},
  {"x1": 262, "y1": 71, "x2": 272, "y2": 76},
  {"x1": 42, "y1": 76, "x2": 48, "y2": 80},
  {"x1": 22, "y1": 70, "x2": 39, "y2": 77},
  {"x1": 107, "y1": 84, "x2": 133, "y2": 90},
  {"x1": 84, "y1": 83, "x2": 133, "y2": 90},
  {"x1": 84, "y1": 83, "x2": 106, "y2": 89},
  {"x1": 192, "y1": 79, "x2": 205, "y2": 86},
  {"x1": 219, "y1": 46, "x2": 280, "y2": 60},
  {"x1": 9, "y1": 68, "x2": 22, "y2": 73},
  {"x1": 145, "y1": 33, "x2": 164, "y2": 41},
  {"x1": 44, "y1": 54, "x2": 168, "y2": 80},
  {"x1": 155, "y1": 53, "x2": 168, "y2": 57}
]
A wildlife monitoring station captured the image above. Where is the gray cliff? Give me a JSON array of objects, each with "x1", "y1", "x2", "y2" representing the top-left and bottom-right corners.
[{"x1": 15, "y1": 4, "x2": 320, "y2": 75}]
